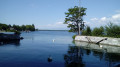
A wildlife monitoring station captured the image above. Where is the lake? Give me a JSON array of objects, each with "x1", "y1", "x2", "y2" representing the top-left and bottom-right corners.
[{"x1": 0, "y1": 31, "x2": 120, "y2": 67}]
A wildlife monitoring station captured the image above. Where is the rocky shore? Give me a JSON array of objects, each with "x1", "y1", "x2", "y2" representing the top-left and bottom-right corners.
[{"x1": 75, "y1": 36, "x2": 120, "y2": 46}]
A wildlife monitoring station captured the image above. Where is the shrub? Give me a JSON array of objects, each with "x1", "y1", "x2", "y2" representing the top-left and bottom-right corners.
[
  {"x1": 72, "y1": 35, "x2": 77, "y2": 40},
  {"x1": 82, "y1": 26, "x2": 91, "y2": 36},
  {"x1": 92, "y1": 26, "x2": 104, "y2": 36},
  {"x1": 105, "y1": 23, "x2": 120, "y2": 38},
  {"x1": 14, "y1": 31, "x2": 21, "y2": 35}
]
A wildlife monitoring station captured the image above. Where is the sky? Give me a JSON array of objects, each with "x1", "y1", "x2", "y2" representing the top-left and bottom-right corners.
[{"x1": 0, "y1": 0, "x2": 120, "y2": 30}]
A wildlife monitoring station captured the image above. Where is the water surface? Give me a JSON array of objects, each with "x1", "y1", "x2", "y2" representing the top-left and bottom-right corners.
[{"x1": 0, "y1": 31, "x2": 120, "y2": 67}]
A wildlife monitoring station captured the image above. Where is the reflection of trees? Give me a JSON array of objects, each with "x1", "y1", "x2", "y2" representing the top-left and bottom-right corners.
[
  {"x1": 64, "y1": 45, "x2": 120, "y2": 67},
  {"x1": 64, "y1": 46, "x2": 85, "y2": 67},
  {"x1": 92, "y1": 50, "x2": 120, "y2": 67},
  {"x1": 91, "y1": 50, "x2": 120, "y2": 62},
  {"x1": 70, "y1": 41, "x2": 120, "y2": 67},
  {"x1": 105, "y1": 53, "x2": 120, "y2": 67},
  {"x1": 92, "y1": 50, "x2": 104, "y2": 60},
  {"x1": 0, "y1": 40, "x2": 20, "y2": 46},
  {"x1": 105, "y1": 53, "x2": 120, "y2": 62}
]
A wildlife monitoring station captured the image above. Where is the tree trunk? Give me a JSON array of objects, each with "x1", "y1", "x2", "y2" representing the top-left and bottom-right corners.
[{"x1": 77, "y1": 23, "x2": 80, "y2": 35}]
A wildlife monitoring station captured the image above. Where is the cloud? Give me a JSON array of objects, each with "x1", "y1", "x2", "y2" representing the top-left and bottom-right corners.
[
  {"x1": 36, "y1": 22, "x2": 68, "y2": 30},
  {"x1": 86, "y1": 13, "x2": 120, "y2": 28},
  {"x1": 112, "y1": 14, "x2": 120, "y2": 19},
  {"x1": 90, "y1": 18, "x2": 98, "y2": 21},
  {"x1": 100, "y1": 17, "x2": 107, "y2": 21}
]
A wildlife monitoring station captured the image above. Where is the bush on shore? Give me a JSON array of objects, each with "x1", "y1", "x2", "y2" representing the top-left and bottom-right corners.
[
  {"x1": 105, "y1": 23, "x2": 120, "y2": 38},
  {"x1": 82, "y1": 26, "x2": 91, "y2": 36},
  {"x1": 81, "y1": 22, "x2": 120, "y2": 38},
  {"x1": 92, "y1": 26, "x2": 104, "y2": 36},
  {"x1": 72, "y1": 35, "x2": 77, "y2": 40}
]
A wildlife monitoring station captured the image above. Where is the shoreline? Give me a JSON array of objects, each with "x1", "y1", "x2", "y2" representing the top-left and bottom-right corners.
[{"x1": 75, "y1": 35, "x2": 120, "y2": 46}]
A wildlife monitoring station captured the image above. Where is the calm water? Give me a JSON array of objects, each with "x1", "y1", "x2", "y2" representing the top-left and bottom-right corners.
[{"x1": 0, "y1": 31, "x2": 120, "y2": 67}]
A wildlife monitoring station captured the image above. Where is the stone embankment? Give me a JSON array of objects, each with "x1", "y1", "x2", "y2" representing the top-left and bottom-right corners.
[
  {"x1": 75, "y1": 41, "x2": 120, "y2": 53},
  {"x1": 75, "y1": 36, "x2": 120, "y2": 46}
]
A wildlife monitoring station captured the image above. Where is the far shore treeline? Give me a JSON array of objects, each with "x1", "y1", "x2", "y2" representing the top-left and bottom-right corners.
[{"x1": 0, "y1": 23, "x2": 35, "y2": 32}]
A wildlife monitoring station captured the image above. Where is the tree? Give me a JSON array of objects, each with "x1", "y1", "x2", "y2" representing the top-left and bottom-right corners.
[
  {"x1": 1, "y1": 24, "x2": 8, "y2": 31},
  {"x1": 0, "y1": 23, "x2": 36, "y2": 32},
  {"x1": 105, "y1": 22, "x2": 120, "y2": 38},
  {"x1": 64, "y1": 6, "x2": 87, "y2": 35},
  {"x1": 82, "y1": 26, "x2": 91, "y2": 36},
  {"x1": 13, "y1": 24, "x2": 22, "y2": 31},
  {"x1": 25, "y1": 25, "x2": 35, "y2": 31},
  {"x1": 92, "y1": 26, "x2": 104, "y2": 36},
  {"x1": 21, "y1": 25, "x2": 26, "y2": 31},
  {"x1": 32, "y1": 24, "x2": 35, "y2": 31}
]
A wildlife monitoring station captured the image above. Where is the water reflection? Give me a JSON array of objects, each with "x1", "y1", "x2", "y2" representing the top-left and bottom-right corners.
[
  {"x1": 76, "y1": 41, "x2": 120, "y2": 53},
  {"x1": 64, "y1": 46, "x2": 85, "y2": 67},
  {"x1": 0, "y1": 40, "x2": 20, "y2": 46},
  {"x1": 64, "y1": 41, "x2": 120, "y2": 67}
]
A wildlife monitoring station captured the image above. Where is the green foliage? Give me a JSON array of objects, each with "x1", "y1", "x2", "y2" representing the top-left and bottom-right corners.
[
  {"x1": 82, "y1": 26, "x2": 91, "y2": 36},
  {"x1": 0, "y1": 23, "x2": 35, "y2": 31},
  {"x1": 71, "y1": 22, "x2": 120, "y2": 38},
  {"x1": 26, "y1": 25, "x2": 35, "y2": 31},
  {"x1": 81, "y1": 23, "x2": 120, "y2": 38},
  {"x1": 64, "y1": 6, "x2": 87, "y2": 34},
  {"x1": 92, "y1": 26, "x2": 104, "y2": 36},
  {"x1": 14, "y1": 31, "x2": 21, "y2": 35},
  {"x1": 0, "y1": 23, "x2": 8, "y2": 31},
  {"x1": 72, "y1": 35, "x2": 77, "y2": 40},
  {"x1": 13, "y1": 24, "x2": 22, "y2": 31},
  {"x1": 105, "y1": 23, "x2": 120, "y2": 38},
  {"x1": 21, "y1": 25, "x2": 26, "y2": 31}
]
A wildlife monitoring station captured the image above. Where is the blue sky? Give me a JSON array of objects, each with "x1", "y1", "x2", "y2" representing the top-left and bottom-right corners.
[{"x1": 0, "y1": 0, "x2": 120, "y2": 30}]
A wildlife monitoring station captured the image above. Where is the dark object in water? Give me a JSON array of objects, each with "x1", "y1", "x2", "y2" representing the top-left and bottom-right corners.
[
  {"x1": 20, "y1": 37, "x2": 24, "y2": 39},
  {"x1": 0, "y1": 32, "x2": 24, "y2": 41},
  {"x1": 47, "y1": 56, "x2": 52, "y2": 62}
]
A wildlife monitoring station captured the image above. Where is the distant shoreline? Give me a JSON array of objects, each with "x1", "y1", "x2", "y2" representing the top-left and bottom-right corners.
[
  {"x1": 38, "y1": 30, "x2": 69, "y2": 31},
  {"x1": 0, "y1": 30, "x2": 69, "y2": 33}
]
